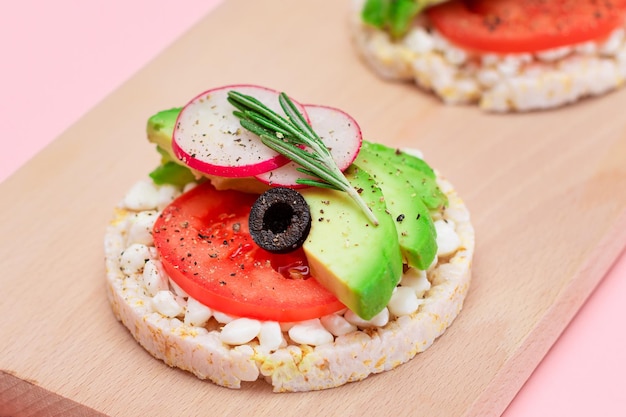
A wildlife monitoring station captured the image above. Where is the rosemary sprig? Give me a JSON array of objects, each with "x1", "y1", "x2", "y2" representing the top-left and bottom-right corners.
[{"x1": 227, "y1": 90, "x2": 379, "y2": 226}]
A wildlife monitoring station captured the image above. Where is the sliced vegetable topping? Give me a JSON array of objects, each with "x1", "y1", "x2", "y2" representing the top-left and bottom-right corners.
[
  {"x1": 362, "y1": 0, "x2": 448, "y2": 39},
  {"x1": 300, "y1": 164, "x2": 403, "y2": 319},
  {"x1": 149, "y1": 84, "x2": 447, "y2": 322},
  {"x1": 147, "y1": 107, "x2": 182, "y2": 162},
  {"x1": 249, "y1": 187, "x2": 312, "y2": 254},
  {"x1": 228, "y1": 90, "x2": 379, "y2": 225},
  {"x1": 172, "y1": 84, "x2": 309, "y2": 178},
  {"x1": 255, "y1": 104, "x2": 362, "y2": 188},
  {"x1": 152, "y1": 181, "x2": 345, "y2": 322},
  {"x1": 149, "y1": 160, "x2": 196, "y2": 187},
  {"x1": 427, "y1": 0, "x2": 626, "y2": 53},
  {"x1": 354, "y1": 143, "x2": 437, "y2": 270}
]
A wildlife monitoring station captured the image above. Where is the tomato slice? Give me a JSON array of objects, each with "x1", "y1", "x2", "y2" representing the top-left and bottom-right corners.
[
  {"x1": 152, "y1": 182, "x2": 345, "y2": 322},
  {"x1": 427, "y1": 0, "x2": 626, "y2": 53}
]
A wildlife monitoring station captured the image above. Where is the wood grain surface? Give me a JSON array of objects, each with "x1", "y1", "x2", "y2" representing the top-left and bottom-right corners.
[{"x1": 2, "y1": 0, "x2": 626, "y2": 416}]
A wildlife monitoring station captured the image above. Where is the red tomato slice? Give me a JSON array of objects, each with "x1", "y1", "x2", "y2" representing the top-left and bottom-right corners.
[
  {"x1": 427, "y1": 0, "x2": 626, "y2": 53},
  {"x1": 152, "y1": 182, "x2": 345, "y2": 322}
]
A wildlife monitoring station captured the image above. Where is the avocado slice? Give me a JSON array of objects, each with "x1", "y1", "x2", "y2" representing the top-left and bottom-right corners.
[
  {"x1": 301, "y1": 164, "x2": 403, "y2": 320},
  {"x1": 361, "y1": 140, "x2": 435, "y2": 178},
  {"x1": 147, "y1": 107, "x2": 181, "y2": 162},
  {"x1": 361, "y1": 141, "x2": 448, "y2": 212},
  {"x1": 355, "y1": 145, "x2": 437, "y2": 270},
  {"x1": 361, "y1": 0, "x2": 448, "y2": 39},
  {"x1": 146, "y1": 107, "x2": 197, "y2": 186}
]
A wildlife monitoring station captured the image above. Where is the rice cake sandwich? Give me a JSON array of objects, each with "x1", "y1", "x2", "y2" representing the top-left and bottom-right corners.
[
  {"x1": 104, "y1": 84, "x2": 474, "y2": 392},
  {"x1": 351, "y1": 0, "x2": 626, "y2": 112}
]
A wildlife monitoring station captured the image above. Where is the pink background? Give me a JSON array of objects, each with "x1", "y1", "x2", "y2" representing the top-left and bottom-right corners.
[{"x1": 2, "y1": 1, "x2": 625, "y2": 415}]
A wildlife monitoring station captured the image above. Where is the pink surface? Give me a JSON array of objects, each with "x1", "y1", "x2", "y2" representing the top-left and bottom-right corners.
[{"x1": 1, "y1": 1, "x2": 625, "y2": 416}]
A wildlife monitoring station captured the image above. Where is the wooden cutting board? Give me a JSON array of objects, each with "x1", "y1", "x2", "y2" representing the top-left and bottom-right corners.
[{"x1": 2, "y1": 0, "x2": 626, "y2": 416}]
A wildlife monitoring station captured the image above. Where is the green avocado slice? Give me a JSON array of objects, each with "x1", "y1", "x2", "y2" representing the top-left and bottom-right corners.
[
  {"x1": 361, "y1": 0, "x2": 448, "y2": 39},
  {"x1": 361, "y1": 141, "x2": 448, "y2": 212},
  {"x1": 355, "y1": 144, "x2": 437, "y2": 270},
  {"x1": 146, "y1": 107, "x2": 198, "y2": 186},
  {"x1": 147, "y1": 107, "x2": 181, "y2": 162},
  {"x1": 301, "y1": 164, "x2": 403, "y2": 320}
]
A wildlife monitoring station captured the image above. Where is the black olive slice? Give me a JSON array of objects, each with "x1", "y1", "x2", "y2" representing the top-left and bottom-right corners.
[{"x1": 248, "y1": 187, "x2": 312, "y2": 254}]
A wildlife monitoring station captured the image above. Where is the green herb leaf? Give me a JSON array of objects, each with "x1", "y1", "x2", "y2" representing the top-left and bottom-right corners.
[{"x1": 228, "y1": 90, "x2": 379, "y2": 226}]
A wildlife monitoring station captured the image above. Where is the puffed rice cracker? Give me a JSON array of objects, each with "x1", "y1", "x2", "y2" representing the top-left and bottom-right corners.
[{"x1": 104, "y1": 172, "x2": 474, "y2": 392}]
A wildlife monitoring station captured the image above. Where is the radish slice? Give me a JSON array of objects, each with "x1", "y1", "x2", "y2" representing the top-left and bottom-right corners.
[
  {"x1": 255, "y1": 104, "x2": 362, "y2": 188},
  {"x1": 173, "y1": 84, "x2": 309, "y2": 178}
]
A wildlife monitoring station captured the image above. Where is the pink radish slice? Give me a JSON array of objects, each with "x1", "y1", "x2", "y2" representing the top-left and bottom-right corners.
[
  {"x1": 173, "y1": 84, "x2": 309, "y2": 178},
  {"x1": 254, "y1": 104, "x2": 362, "y2": 188}
]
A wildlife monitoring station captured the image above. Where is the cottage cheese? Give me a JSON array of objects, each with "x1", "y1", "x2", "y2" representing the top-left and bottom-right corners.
[
  {"x1": 351, "y1": 0, "x2": 626, "y2": 112},
  {"x1": 104, "y1": 167, "x2": 474, "y2": 391}
]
